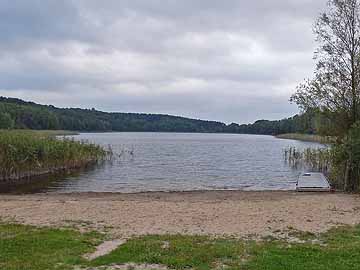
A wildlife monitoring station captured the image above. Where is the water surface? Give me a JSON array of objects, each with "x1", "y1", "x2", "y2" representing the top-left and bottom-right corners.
[{"x1": 6, "y1": 133, "x2": 324, "y2": 193}]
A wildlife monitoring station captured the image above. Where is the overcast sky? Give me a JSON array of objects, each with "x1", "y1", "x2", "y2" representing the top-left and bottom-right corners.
[{"x1": 0, "y1": 0, "x2": 327, "y2": 124}]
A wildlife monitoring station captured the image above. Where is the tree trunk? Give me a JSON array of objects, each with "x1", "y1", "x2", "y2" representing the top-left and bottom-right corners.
[
  {"x1": 356, "y1": 163, "x2": 360, "y2": 192},
  {"x1": 344, "y1": 159, "x2": 351, "y2": 192}
]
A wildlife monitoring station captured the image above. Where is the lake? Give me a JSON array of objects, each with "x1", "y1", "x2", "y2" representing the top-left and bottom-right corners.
[{"x1": 6, "y1": 133, "x2": 324, "y2": 193}]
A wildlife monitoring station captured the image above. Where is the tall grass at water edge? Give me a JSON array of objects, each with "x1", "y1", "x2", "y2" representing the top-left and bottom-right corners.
[
  {"x1": 277, "y1": 133, "x2": 334, "y2": 144},
  {"x1": 0, "y1": 130, "x2": 109, "y2": 182},
  {"x1": 284, "y1": 147, "x2": 332, "y2": 173}
]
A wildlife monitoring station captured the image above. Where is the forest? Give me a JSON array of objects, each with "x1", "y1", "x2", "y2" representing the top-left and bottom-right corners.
[{"x1": 0, "y1": 96, "x2": 316, "y2": 135}]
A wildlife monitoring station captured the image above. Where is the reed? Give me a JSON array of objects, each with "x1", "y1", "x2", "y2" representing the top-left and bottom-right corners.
[
  {"x1": 0, "y1": 130, "x2": 107, "y2": 182},
  {"x1": 276, "y1": 133, "x2": 334, "y2": 144},
  {"x1": 284, "y1": 146, "x2": 332, "y2": 174}
]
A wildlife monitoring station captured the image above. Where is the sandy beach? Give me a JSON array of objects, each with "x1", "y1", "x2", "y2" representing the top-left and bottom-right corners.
[{"x1": 1, "y1": 191, "x2": 360, "y2": 238}]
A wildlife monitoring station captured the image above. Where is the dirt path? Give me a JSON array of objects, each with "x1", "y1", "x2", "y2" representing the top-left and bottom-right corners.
[{"x1": 1, "y1": 191, "x2": 360, "y2": 238}]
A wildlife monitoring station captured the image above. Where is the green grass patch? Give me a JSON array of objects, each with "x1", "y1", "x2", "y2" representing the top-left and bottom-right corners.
[
  {"x1": 91, "y1": 235, "x2": 248, "y2": 269},
  {"x1": 1, "y1": 224, "x2": 360, "y2": 270},
  {"x1": 91, "y1": 226, "x2": 360, "y2": 270},
  {"x1": 244, "y1": 226, "x2": 360, "y2": 270},
  {"x1": 0, "y1": 224, "x2": 103, "y2": 270}
]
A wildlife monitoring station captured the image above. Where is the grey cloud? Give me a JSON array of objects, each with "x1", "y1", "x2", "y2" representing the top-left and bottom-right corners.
[{"x1": 0, "y1": 0, "x2": 328, "y2": 123}]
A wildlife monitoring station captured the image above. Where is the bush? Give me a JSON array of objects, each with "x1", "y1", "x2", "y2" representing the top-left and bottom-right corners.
[
  {"x1": 285, "y1": 122, "x2": 360, "y2": 191},
  {"x1": 332, "y1": 122, "x2": 360, "y2": 191}
]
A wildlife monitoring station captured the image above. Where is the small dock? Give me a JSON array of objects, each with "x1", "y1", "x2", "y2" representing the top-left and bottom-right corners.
[{"x1": 296, "y1": 172, "x2": 331, "y2": 192}]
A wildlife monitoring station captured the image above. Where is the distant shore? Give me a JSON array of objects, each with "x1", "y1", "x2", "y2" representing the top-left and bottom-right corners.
[
  {"x1": 1, "y1": 190, "x2": 359, "y2": 238},
  {"x1": 276, "y1": 133, "x2": 333, "y2": 144}
]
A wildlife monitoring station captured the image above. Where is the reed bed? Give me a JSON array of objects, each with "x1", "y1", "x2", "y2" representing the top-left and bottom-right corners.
[
  {"x1": 284, "y1": 146, "x2": 332, "y2": 174},
  {"x1": 276, "y1": 133, "x2": 334, "y2": 144},
  {"x1": 0, "y1": 130, "x2": 107, "y2": 182}
]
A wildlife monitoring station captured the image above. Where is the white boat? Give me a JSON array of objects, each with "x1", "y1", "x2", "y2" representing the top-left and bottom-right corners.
[{"x1": 296, "y1": 172, "x2": 331, "y2": 192}]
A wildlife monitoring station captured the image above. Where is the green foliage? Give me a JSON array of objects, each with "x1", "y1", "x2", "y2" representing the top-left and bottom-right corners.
[
  {"x1": 283, "y1": 122, "x2": 360, "y2": 191},
  {"x1": 0, "y1": 112, "x2": 14, "y2": 129},
  {"x1": 289, "y1": 0, "x2": 360, "y2": 192},
  {"x1": 0, "y1": 96, "x2": 317, "y2": 135},
  {"x1": 228, "y1": 109, "x2": 320, "y2": 135},
  {"x1": 345, "y1": 122, "x2": 360, "y2": 161},
  {"x1": 290, "y1": 0, "x2": 360, "y2": 137},
  {"x1": 0, "y1": 96, "x2": 227, "y2": 133},
  {"x1": 0, "y1": 130, "x2": 107, "y2": 181},
  {"x1": 330, "y1": 122, "x2": 360, "y2": 191}
]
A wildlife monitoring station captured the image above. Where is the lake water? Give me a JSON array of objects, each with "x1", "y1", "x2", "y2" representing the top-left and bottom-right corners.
[{"x1": 6, "y1": 133, "x2": 324, "y2": 193}]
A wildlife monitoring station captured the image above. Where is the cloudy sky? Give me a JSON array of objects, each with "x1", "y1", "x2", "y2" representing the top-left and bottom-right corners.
[{"x1": 0, "y1": 0, "x2": 327, "y2": 124}]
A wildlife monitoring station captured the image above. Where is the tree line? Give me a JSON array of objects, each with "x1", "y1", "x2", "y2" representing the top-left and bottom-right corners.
[{"x1": 0, "y1": 96, "x2": 317, "y2": 135}]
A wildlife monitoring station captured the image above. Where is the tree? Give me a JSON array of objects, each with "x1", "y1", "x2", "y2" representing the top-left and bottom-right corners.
[
  {"x1": 291, "y1": 0, "x2": 360, "y2": 191},
  {"x1": 0, "y1": 113, "x2": 14, "y2": 129},
  {"x1": 291, "y1": 0, "x2": 360, "y2": 135}
]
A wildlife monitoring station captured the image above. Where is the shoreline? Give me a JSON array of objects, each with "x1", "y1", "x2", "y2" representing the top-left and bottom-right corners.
[
  {"x1": 0, "y1": 188, "x2": 296, "y2": 195},
  {"x1": 275, "y1": 133, "x2": 333, "y2": 144},
  {"x1": 1, "y1": 190, "x2": 359, "y2": 238},
  {"x1": 0, "y1": 190, "x2": 298, "y2": 200}
]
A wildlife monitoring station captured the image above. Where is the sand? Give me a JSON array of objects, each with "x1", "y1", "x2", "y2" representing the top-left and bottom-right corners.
[
  {"x1": 84, "y1": 239, "x2": 127, "y2": 260},
  {"x1": 0, "y1": 191, "x2": 360, "y2": 238}
]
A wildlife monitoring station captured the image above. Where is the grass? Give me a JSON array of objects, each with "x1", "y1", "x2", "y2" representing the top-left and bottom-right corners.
[
  {"x1": 1, "y1": 224, "x2": 360, "y2": 270},
  {"x1": 91, "y1": 227, "x2": 360, "y2": 270},
  {"x1": 91, "y1": 235, "x2": 248, "y2": 269},
  {"x1": 276, "y1": 133, "x2": 334, "y2": 144},
  {"x1": 0, "y1": 130, "x2": 107, "y2": 182},
  {"x1": 0, "y1": 224, "x2": 103, "y2": 270}
]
